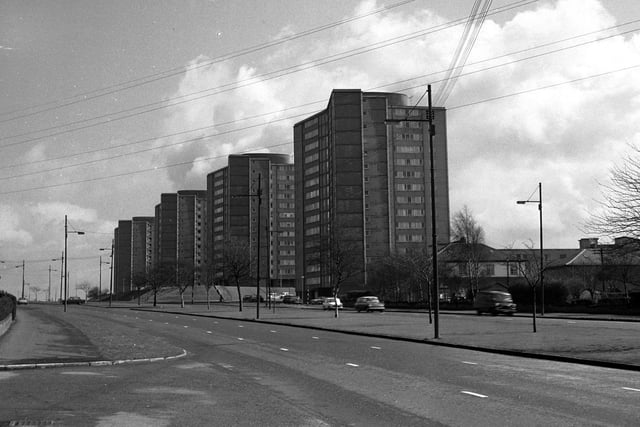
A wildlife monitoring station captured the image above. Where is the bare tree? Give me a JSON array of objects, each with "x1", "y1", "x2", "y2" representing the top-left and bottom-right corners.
[
  {"x1": 146, "y1": 263, "x2": 173, "y2": 307},
  {"x1": 173, "y1": 261, "x2": 195, "y2": 309},
  {"x1": 451, "y1": 205, "x2": 486, "y2": 295},
  {"x1": 322, "y1": 228, "x2": 362, "y2": 318},
  {"x1": 223, "y1": 238, "x2": 253, "y2": 312},
  {"x1": 589, "y1": 144, "x2": 640, "y2": 238},
  {"x1": 516, "y1": 240, "x2": 543, "y2": 333},
  {"x1": 76, "y1": 281, "x2": 91, "y2": 302}
]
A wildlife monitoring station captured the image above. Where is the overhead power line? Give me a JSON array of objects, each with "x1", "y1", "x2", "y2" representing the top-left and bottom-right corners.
[
  {"x1": 0, "y1": 20, "x2": 636, "y2": 180},
  {"x1": 1, "y1": 63, "x2": 636, "y2": 196},
  {"x1": 0, "y1": 0, "x2": 535, "y2": 148},
  {"x1": 0, "y1": 0, "x2": 416, "y2": 124}
]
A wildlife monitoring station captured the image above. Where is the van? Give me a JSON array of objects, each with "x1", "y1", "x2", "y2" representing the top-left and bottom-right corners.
[{"x1": 473, "y1": 290, "x2": 516, "y2": 316}]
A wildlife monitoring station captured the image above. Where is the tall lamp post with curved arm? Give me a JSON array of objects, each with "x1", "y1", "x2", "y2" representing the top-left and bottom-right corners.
[
  {"x1": 64, "y1": 215, "x2": 85, "y2": 312},
  {"x1": 517, "y1": 182, "x2": 544, "y2": 316}
]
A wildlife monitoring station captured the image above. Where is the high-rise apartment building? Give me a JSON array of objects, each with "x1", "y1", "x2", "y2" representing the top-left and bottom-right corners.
[
  {"x1": 113, "y1": 220, "x2": 132, "y2": 296},
  {"x1": 131, "y1": 216, "x2": 154, "y2": 284},
  {"x1": 205, "y1": 153, "x2": 295, "y2": 292},
  {"x1": 177, "y1": 190, "x2": 206, "y2": 287},
  {"x1": 294, "y1": 89, "x2": 450, "y2": 299},
  {"x1": 154, "y1": 193, "x2": 178, "y2": 268}
]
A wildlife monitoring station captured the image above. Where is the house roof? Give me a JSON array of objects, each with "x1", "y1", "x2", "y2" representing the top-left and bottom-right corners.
[{"x1": 439, "y1": 241, "x2": 581, "y2": 267}]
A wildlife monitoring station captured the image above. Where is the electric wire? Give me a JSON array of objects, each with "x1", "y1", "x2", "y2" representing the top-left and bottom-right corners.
[
  {"x1": 1, "y1": 21, "x2": 636, "y2": 180},
  {"x1": 0, "y1": 0, "x2": 535, "y2": 147},
  {"x1": 0, "y1": 0, "x2": 415, "y2": 123},
  {"x1": 0, "y1": 63, "x2": 636, "y2": 196}
]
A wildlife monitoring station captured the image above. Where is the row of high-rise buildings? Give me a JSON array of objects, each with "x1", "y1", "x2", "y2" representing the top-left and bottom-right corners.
[{"x1": 112, "y1": 89, "x2": 451, "y2": 301}]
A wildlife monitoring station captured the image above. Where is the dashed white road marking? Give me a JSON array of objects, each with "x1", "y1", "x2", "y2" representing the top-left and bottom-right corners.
[
  {"x1": 312, "y1": 336, "x2": 319, "y2": 340},
  {"x1": 220, "y1": 363, "x2": 233, "y2": 370},
  {"x1": 370, "y1": 346, "x2": 381, "y2": 350},
  {"x1": 238, "y1": 325, "x2": 244, "y2": 328},
  {"x1": 270, "y1": 330, "x2": 277, "y2": 333},
  {"x1": 183, "y1": 326, "x2": 189, "y2": 328},
  {"x1": 346, "y1": 363, "x2": 359, "y2": 367},
  {"x1": 280, "y1": 348, "x2": 289, "y2": 352},
  {"x1": 461, "y1": 391, "x2": 487, "y2": 398},
  {"x1": 622, "y1": 387, "x2": 640, "y2": 392},
  {"x1": 206, "y1": 331, "x2": 213, "y2": 334},
  {"x1": 164, "y1": 322, "x2": 169, "y2": 325},
  {"x1": 568, "y1": 321, "x2": 577, "y2": 324},
  {"x1": 237, "y1": 337, "x2": 244, "y2": 341},
  {"x1": 462, "y1": 361, "x2": 478, "y2": 365}
]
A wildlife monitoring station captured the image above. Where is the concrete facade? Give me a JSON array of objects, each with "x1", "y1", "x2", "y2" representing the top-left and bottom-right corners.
[{"x1": 294, "y1": 89, "x2": 450, "y2": 299}]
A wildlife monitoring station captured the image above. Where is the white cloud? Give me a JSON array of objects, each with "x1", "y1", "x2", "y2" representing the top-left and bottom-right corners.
[
  {"x1": 154, "y1": 0, "x2": 639, "y2": 250},
  {"x1": 0, "y1": 205, "x2": 33, "y2": 247}
]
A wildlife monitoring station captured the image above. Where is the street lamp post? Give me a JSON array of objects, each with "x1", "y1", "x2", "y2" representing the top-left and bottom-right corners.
[
  {"x1": 517, "y1": 182, "x2": 544, "y2": 316},
  {"x1": 64, "y1": 215, "x2": 85, "y2": 312},
  {"x1": 100, "y1": 245, "x2": 113, "y2": 307},
  {"x1": 233, "y1": 173, "x2": 263, "y2": 319},
  {"x1": 48, "y1": 264, "x2": 58, "y2": 302},
  {"x1": 385, "y1": 84, "x2": 440, "y2": 339}
]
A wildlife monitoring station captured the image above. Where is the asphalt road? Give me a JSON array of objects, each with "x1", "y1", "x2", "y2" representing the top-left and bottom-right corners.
[{"x1": 1, "y1": 306, "x2": 640, "y2": 426}]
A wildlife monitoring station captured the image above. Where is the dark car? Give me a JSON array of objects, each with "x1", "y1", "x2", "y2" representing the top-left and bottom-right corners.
[
  {"x1": 243, "y1": 295, "x2": 264, "y2": 302},
  {"x1": 473, "y1": 290, "x2": 516, "y2": 315},
  {"x1": 67, "y1": 296, "x2": 85, "y2": 304},
  {"x1": 283, "y1": 295, "x2": 302, "y2": 304},
  {"x1": 354, "y1": 296, "x2": 385, "y2": 312}
]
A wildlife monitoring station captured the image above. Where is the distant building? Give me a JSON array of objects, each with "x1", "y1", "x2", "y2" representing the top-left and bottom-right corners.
[
  {"x1": 205, "y1": 153, "x2": 295, "y2": 293},
  {"x1": 177, "y1": 190, "x2": 206, "y2": 288},
  {"x1": 294, "y1": 89, "x2": 450, "y2": 299},
  {"x1": 154, "y1": 193, "x2": 178, "y2": 268},
  {"x1": 131, "y1": 216, "x2": 154, "y2": 285},
  {"x1": 113, "y1": 220, "x2": 132, "y2": 296}
]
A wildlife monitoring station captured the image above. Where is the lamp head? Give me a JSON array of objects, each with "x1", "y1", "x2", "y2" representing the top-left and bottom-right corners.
[{"x1": 516, "y1": 201, "x2": 526, "y2": 205}]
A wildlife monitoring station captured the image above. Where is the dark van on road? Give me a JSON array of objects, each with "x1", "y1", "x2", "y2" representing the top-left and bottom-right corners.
[{"x1": 474, "y1": 290, "x2": 516, "y2": 315}]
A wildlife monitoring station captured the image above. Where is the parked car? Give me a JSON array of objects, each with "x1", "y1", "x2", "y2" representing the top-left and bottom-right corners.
[
  {"x1": 473, "y1": 290, "x2": 516, "y2": 315},
  {"x1": 309, "y1": 298, "x2": 325, "y2": 305},
  {"x1": 283, "y1": 295, "x2": 302, "y2": 304},
  {"x1": 67, "y1": 296, "x2": 85, "y2": 304},
  {"x1": 17, "y1": 297, "x2": 28, "y2": 305},
  {"x1": 322, "y1": 297, "x2": 343, "y2": 310},
  {"x1": 243, "y1": 295, "x2": 264, "y2": 302},
  {"x1": 354, "y1": 296, "x2": 385, "y2": 312}
]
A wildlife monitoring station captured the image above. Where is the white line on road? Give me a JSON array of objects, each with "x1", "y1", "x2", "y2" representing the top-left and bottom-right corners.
[
  {"x1": 270, "y1": 330, "x2": 277, "y2": 333},
  {"x1": 237, "y1": 337, "x2": 244, "y2": 341},
  {"x1": 206, "y1": 331, "x2": 212, "y2": 334},
  {"x1": 220, "y1": 363, "x2": 233, "y2": 370},
  {"x1": 461, "y1": 391, "x2": 487, "y2": 398},
  {"x1": 280, "y1": 348, "x2": 289, "y2": 352},
  {"x1": 622, "y1": 387, "x2": 640, "y2": 392},
  {"x1": 370, "y1": 346, "x2": 381, "y2": 350},
  {"x1": 568, "y1": 321, "x2": 577, "y2": 324},
  {"x1": 462, "y1": 361, "x2": 478, "y2": 365},
  {"x1": 346, "y1": 363, "x2": 359, "y2": 367},
  {"x1": 183, "y1": 326, "x2": 189, "y2": 328},
  {"x1": 238, "y1": 325, "x2": 244, "y2": 328},
  {"x1": 312, "y1": 336, "x2": 319, "y2": 340}
]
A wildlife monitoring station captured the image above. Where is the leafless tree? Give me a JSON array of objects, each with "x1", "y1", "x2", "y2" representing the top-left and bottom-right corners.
[
  {"x1": 516, "y1": 239, "x2": 543, "y2": 333},
  {"x1": 174, "y1": 261, "x2": 195, "y2": 309},
  {"x1": 589, "y1": 144, "x2": 640, "y2": 238},
  {"x1": 451, "y1": 205, "x2": 486, "y2": 295},
  {"x1": 76, "y1": 281, "x2": 91, "y2": 302},
  {"x1": 223, "y1": 238, "x2": 253, "y2": 312},
  {"x1": 146, "y1": 263, "x2": 173, "y2": 307}
]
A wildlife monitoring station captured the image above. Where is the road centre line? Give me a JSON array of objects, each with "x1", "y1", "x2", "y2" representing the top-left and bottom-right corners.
[
  {"x1": 461, "y1": 391, "x2": 488, "y2": 398},
  {"x1": 312, "y1": 336, "x2": 319, "y2": 339},
  {"x1": 370, "y1": 346, "x2": 381, "y2": 350},
  {"x1": 280, "y1": 348, "x2": 289, "y2": 352},
  {"x1": 622, "y1": 387, "x2": 640, "y2": 392},
  {"x1": 206, "y1": 331, "x2": 212, "y2": 334},
  {"x1": 346, "y1": 363, "x2": 359, "y2": 367},
  {"x1": 462, "y1": 361, "x2": 478, "y2": 365}
]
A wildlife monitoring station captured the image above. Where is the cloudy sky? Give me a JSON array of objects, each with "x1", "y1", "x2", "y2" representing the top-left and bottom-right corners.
[{"x1": 1, "y1": 0, "x2": 639, "y2": 297}]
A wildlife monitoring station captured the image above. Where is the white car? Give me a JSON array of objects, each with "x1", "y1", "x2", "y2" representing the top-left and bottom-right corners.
[
  {"x1": 17, "y1": 297, "x2": 28, "y2": 305},
  {"x1": 322, "y1": 297, "x2": 343, "y2": 310}
]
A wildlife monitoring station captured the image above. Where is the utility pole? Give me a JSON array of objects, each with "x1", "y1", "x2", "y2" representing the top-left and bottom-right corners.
[{"x1": 427, "y1": 85, "x2": 440, "y2": 339}]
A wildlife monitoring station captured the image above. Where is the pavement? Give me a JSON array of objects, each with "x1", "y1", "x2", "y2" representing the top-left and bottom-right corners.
[{"x1": 1, "y1": 302, "x2": 640, "y2": 371}]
